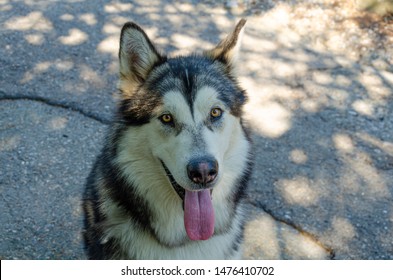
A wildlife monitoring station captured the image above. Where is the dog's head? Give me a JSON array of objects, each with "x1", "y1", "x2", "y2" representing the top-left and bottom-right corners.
[{"x1": 116, "y1": 20, "x2": 250, "y2": 240}]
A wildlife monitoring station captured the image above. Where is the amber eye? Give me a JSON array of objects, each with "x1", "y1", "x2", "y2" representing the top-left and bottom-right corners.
[
  {"x1": 160, "y1": 114, "x2": 173, "y2": 125},
  {"x1": 210, "y1": 108, "x2": 222, "y2": 119}
]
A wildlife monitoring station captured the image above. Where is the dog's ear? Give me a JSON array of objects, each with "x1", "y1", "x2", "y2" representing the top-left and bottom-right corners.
[
  {"x1": 118, "y1": 22, "x2": 163, "y2": 96},
  {"x1": 204, "y1": 19, "x2": 246, "y2": 72}
]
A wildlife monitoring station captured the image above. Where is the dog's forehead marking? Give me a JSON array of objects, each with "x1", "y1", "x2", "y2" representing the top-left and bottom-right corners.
[
  {"x1": 184, "y1": 68, "x2": 195, "y2": 108},
  {"x1": 193, "y1": 86, "x2": 223, "y2": 120},
  {"x1": 163, "y1": 90, "x2": 193, "y2": 122},
  {"x1": 162, "y1": 86, "x2": 222, "y2": 124},
  {"x1": 185, "y1": 68, "x2": 190, "y2": 88}
]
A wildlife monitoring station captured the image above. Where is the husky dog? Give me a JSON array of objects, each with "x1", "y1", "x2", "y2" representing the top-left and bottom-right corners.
[{"x1": 83, "y1": 19, "x2": 253, "y2": 259}]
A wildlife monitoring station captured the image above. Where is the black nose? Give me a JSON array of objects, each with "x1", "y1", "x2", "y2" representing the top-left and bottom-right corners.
[{"x1": 187, "y1": 157, "x2": 218, "y2": 185}]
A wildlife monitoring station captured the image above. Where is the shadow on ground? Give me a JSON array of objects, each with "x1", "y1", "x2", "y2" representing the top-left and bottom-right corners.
[{"x1": 0, "y1": 0, "x2": 392, "y2": 259}]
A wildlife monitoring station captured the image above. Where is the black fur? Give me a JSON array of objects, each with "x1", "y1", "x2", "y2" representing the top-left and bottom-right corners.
[
  {"x1": 83, "y1": 20, "x2": 252, "y2": 260},
  {"x1": 145, "y1": 56, "x2": 247, "y2": 117}
]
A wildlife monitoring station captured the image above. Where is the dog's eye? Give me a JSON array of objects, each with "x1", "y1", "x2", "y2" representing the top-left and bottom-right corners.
[
  {"x1": 160, "y1": 114, "x2": 174, "y2": 125},
  {"x1": 210, "y1": 108, "x2": 223, "y2": 119}
]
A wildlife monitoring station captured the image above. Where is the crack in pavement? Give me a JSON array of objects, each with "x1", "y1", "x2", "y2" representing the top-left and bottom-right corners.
[
  {"x1": 0, "y1": 93, "x2": 111, "y2": 125},
  {"x1": 1, "y1": 93, "x2": 336, "y2": 259},
  {"x1": 249, "y1": 200, "x2": 336, "y2": 259}
]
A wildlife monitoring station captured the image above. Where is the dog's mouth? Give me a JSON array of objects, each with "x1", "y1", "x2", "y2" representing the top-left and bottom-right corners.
[
  {"x1": 161, "y1": 161, "x2": 186, "y2": 200},
  {"x1": 160, "y1": 160, "x2": 215, "y2": 241}
]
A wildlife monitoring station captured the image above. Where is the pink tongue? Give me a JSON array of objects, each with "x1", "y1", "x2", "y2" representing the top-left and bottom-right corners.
[{"x1": 184, "y1": 189, "x2": 215, "y2": 240}]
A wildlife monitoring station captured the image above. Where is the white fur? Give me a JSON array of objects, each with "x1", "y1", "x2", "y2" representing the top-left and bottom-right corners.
[{"x1": 103, "y1": 87, "x2": 250, "y2": 259}]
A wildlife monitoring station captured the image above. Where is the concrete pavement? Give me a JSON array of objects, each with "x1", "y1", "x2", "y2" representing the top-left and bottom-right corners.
[{"x1": 1, "y1": 0, "x2": 392, "y2": 259}]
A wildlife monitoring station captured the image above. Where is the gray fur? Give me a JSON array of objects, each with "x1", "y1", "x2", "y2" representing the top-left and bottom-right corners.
[{"x1": 83, "y1": 19, "x2": 253, "y2": 259}]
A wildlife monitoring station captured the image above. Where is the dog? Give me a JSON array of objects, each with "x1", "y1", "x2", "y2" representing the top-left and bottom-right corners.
[{"x1": 83, "y1": 19, "x2": 253, "y2": 259}]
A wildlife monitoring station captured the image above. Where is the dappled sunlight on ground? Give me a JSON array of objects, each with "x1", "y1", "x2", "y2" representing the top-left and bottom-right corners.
[
  {"x1": 58, "y1": 28, "x2": 88, "y2": 45},
  {"x1": 276, "y1": 176, "x2": 320, "y2": 207},
  {"x1": 239, "y1": 1, "x2": 392, "y2": 259},
  {"x1": 1, "y1": 0, "x2": 392, "y2": 259},
  {"x1": 48, "y1": 116, "x2": 68, "y2": 130},
  {"x1": 0, "y1": 135, "x2": 21, "y2": 152},
  {"x1": 4, "y1": 11, "x2": 53, "y2": 31},
  {"x1": 243, "y1": 211, "x2": 330, "y2": 259}
]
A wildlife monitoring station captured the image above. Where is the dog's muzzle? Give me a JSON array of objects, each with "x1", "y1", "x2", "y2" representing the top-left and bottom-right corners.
[
  {"x1": 161, "y1": 157, "x2": 218, "y2": 200},
  {"x1": 160, "y1": 158, "x2": 217, "y2": 241},
  {"x1": 160, "y1": 161, "x2": 185, "y2": 200},
  {"x1": 186, "y1": 156, "x2": 218, "y2": 186}
]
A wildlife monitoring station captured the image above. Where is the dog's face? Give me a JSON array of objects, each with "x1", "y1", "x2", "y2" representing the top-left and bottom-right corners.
[
  {"x1": 116, "y1": 21, "x2": 250, "y2": 241},
  {"x1": 143, "y1": 58, "x2": 247, "y2": 193}
]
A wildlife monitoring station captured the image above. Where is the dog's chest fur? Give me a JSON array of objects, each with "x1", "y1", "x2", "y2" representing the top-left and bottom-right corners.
[{"x1": 83, "y1": 19, "x2": 252, "y2": 260}]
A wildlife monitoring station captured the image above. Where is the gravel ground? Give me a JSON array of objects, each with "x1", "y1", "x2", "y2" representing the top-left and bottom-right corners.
[{"x1": 1, "y1": 0, "x2": 392, "y2": 259}]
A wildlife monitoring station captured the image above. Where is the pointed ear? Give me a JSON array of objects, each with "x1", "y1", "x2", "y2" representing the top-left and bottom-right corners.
[
  {"x1": 118, "y1": 22, "x2": 163, "y2": 96},
  {"x1": 204, "y1": 19, "x2": 246, "y2": 71}
]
